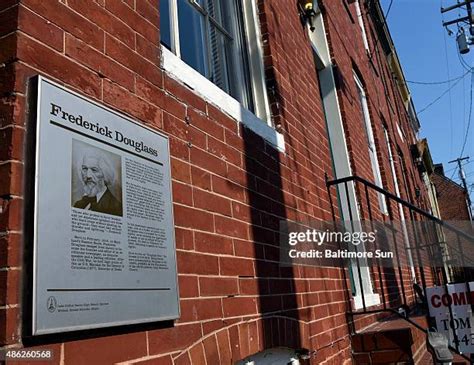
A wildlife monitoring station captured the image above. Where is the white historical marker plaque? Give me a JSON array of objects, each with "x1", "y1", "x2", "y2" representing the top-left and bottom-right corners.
[{"x1": 31, "y1": 76, "x2": 179, "y2": 335}]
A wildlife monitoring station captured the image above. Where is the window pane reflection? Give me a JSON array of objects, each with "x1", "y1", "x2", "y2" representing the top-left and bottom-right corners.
[
  {"x1": 178, "y1": 0, "x2": 209, "y2": 77},
  {"x1": 209, "y1": 25, "x2": 231, "y2": 93},
  {"x1": 160, "y1": 0, "x2": 172, "y2": 49}
]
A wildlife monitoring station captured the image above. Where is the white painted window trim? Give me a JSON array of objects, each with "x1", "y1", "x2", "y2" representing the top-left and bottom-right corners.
[
  {"x1": 354, "y1": 72, "x2": 388, "y2": 215},
  {"x1": 383, "y1": 126, "x2": 417, "y2": 280},
  {"x1": 160, "y1": 0, "x2": 283, "y2": 151},
  {"x1": 396, "y1": 122, "x2": 405, "y2": 142},
  {"x1": 354, "y1": 0, "x2": 370, "y2": 53},
  {"x1": 168, "y1": 0, "x2": 180, "y2": 56},
  {"x1": 306, "y1": 10, "x2": 379, "y2": 309},
  {"x1": 241, "y1": 0, "x2": 272, "y2": 122},
  {"x1": 162, "y1": 47, "x2": 285, "y2": 151}
]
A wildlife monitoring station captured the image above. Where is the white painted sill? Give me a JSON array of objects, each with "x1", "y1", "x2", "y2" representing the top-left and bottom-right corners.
[{"x1": 161, "y1": 46, "x2": 285, "y2": 152}]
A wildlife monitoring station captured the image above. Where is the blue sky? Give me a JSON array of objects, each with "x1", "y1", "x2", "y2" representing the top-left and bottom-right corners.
[{"x1": 381, "y1": 0, "x2": 474, "y2": 202}]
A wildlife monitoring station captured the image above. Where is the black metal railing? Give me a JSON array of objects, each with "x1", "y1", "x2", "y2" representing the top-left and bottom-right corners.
[{"x1": 326, "y1": 174, "x2": 474, "y2": 360}]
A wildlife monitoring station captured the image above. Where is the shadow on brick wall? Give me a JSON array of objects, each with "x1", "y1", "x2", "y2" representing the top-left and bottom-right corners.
[{"x1": 242, "y1": 124, "x2": 303, "y2": 355}]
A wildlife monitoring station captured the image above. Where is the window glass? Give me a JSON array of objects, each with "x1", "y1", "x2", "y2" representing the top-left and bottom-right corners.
[
  {"x1": 205, "y1": 0, "x2": 238, "y2": 99},
  {"x1": 193, "y1": 0, "x2": 205, "y2": 7},
  {"x1": 205, "y1": 0, "x2": 223, "y2": 26},
  {"x1": 178, "y1": 0, "x2": 209, "y2": 77},
  {"x1": 160, "y1": 0, "x2": 172, "y2": 50},
  {"x1": 161, "y1": 0, "x2": 269, "y2": 122},
  {"x1": 232, "y1": 0, "x2": 255, "y2": 112},
  {"x1": 208, "y1": 25, "x2": 231, "y2": 92}
]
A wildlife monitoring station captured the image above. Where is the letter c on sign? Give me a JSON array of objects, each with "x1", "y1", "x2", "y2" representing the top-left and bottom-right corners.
[{"x1": 431, "y1": 294, "x2": 441, "y2": 308}]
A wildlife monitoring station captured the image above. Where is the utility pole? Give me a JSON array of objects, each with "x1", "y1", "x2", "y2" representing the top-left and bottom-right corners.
[
  {"x1": 442, "y1": 1, "x2": 474, "y2": 54},
  {"x1": 442, "y1": 0, "x2": 474, "y2": 27},
  {"x1": 448, "y1": 156, "x2": 473, "y2": 220}
]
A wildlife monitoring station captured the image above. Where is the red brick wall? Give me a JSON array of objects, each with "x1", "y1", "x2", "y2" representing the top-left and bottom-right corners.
[
  {"x1": 0, "y1": 0, "x2": 22, "y2": 350},
  {"x1": 0, "y1": 0, "x2": 435, "y2": 364},
  {"x1": 432, "y1": 173, "x2": 471, "y2": 221}
]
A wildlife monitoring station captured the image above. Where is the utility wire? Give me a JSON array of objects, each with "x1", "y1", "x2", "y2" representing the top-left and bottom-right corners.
[
  {"x1": 449, "y1": 3, "x2": 474, "y2": 172},
  {"x1": 406, "y1": 71, "x2": 469, "y2": 85},
  {"x1": 462, "y1": 63, "x2": 467, "y2": 153},
  {"x1": 458, "y1": 70, "x2": 473, "y2": 158},
  {"x1": 439, "y1": 0, "x2": 474, "y2": 184},
  {"x1": 435, "y1": 170, "x2": 460, "y2": 197},
  {"x1": 444, "y1": 165, "x2": 460, "y2": 174},
  {"x1": 460, "y1": 160, "x2": 474, "y2": 168},
  {"x1": 367, "y1": 0, "x2": 394, "y2": 60},
  {"x1": 457, "y1": 47, "x2": 473, "y2": 72},
  {"x1": 450, "y1": 167, "x2": 459, "y2": 181},
  {"x1": 417, "y1": 72, "x2": 469, "y2": 114},
  {"x1": 441, "y1": 0, "x2": 456, "y2": 155},
  {"x1": 435, "y1": 165, "x2": 469, "y2": 197},
  {"x1": 385, "y1": 0, "x2": 394, "y2": 18},
  {"x1": 435, "y1": 160, "x2": 473, "y2": 196},
  {"x1": 449, "y1": 161, "x2": 461, "y2": 181}
]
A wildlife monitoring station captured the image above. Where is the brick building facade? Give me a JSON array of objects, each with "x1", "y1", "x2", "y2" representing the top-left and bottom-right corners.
[
  {"x1": 431, "y1": 168, "x2": 472, "y2": 222},
  {"x1": 0, "y1": 0, "x2": 442, "y2": 364}
]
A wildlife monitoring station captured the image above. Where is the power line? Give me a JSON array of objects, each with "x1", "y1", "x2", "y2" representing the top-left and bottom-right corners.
[
  {"x1": 450, "y1": 162, "x2": 459, "y2": 181},
  {"x1": 436, "y1": 167, "x2": 459, "y2": 195},
  {"x1": 435, "y1": 166, "x2": 474, "y2": 199},
  {"x1": 440, "y1": 159, "x2": 471, "y2": 175},
  {"x1": 436, "y1": 159, "x2": 469, "y2": 198},
  {"x1": 457, "y1": 47, "x2": 473, "y2": 71},
  {"x1": 441, "y1": 0, "x2": 456, "y2": 155},
  {"x1": 385, "y1": 0, "x2": 394, "y2": 18},
  {"x1": 448, "y1": 6, "x2": 474, "y2": 164},
  {"x1": 455, "y1": 161, "x2": 474, "y2": 177},
  {"x1": 406, "y1": 71, "x2": 469, "y2": 85},
  {"x1": 446, "y1": 155, "x2": 474, "y2": 181},
  {"x1": 459, "y1": 70, "x2": 474, "y2": 157},
  {"x1": 450, "y1": 156, "x2": 471, "y2": 183},
  {"x1": 367, "y1": 0, "x2": 394, "y2": 61},
  {"x1": 443, "y1": 0, "x2": 474, "y2": 170},
  {"x1": 449, "y1": 156, "x2": 473, "y2": 218},
  {"x1": 435, "y1": 170, "x2": 462, "y2": 197},
  {"x1": 417, "y1": 72, "x2": 469, "y2": 114},
  {"x1": 462, "y1": 62, "x2": 467, "y2": 153}
]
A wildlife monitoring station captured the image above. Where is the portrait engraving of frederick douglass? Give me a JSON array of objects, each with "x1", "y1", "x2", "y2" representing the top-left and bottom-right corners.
[{"x1": 71, "y1": 139, "x2": 123, "y2": 217}]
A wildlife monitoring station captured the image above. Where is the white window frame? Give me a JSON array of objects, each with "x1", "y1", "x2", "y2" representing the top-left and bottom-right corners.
[
  {"x1": 354, "y1": 73, "x2": 388, "y2": 215},
  {"x1": 396, "y1": 122, "x2": 405, "y2": 142},
  {"x1": 160, "y1": 0, "x2": 285, "y2": 151},
  {"x1": 383, "y1": 126, "x2": 416, "y2": 280},
  {"x1": 307, "y1": 5, "x2": 379, "y2": 310},
  {"x1": 354, "y1": 0, "x2": 370, "y2": 52}
]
